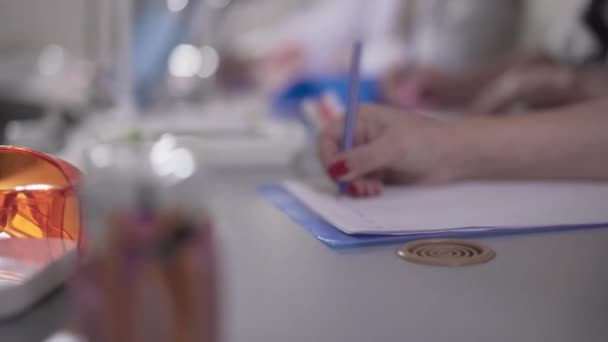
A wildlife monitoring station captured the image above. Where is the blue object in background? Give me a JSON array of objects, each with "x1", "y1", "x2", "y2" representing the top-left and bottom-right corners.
[
  {"x1": 272, "y1": 75, "x2": 382, "y2": 120},
  {"x1": 112, "y1": 0, "x2": 201, "y2": 106}
]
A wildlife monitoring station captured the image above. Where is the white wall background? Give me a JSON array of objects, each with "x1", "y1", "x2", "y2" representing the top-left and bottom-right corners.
[
  {"x1": 523, "y1": 0, "x2": 594, "y2": 60},
  {"x1": 0, "y1": 0, "x2": 596, "y2": 60},
  {"x1": 0, "y1": 0, "x2": 87, "y2": 55},
  {"x1": 0, "y1": 0, "x2": 305, "y2": 58}
]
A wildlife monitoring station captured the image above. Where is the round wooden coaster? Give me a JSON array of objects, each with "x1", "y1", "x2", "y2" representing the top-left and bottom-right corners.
[{"x1": 398, "y1": 239, "x2": 495, "y2": 267}]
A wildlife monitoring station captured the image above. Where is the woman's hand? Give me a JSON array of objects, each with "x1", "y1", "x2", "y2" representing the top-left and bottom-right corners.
[
  {"x1": 382, "y1": 66, "x2": 481, "y2": 110},
  {"x1": 320, "y1": 99, "x2": 608, "y2": 192},
  {"x1": 318, "y1": 104, "x2": 455, "y2": 197},
  {"x1": 470, "y1": 64, "x2": 583, "y2": 114}
]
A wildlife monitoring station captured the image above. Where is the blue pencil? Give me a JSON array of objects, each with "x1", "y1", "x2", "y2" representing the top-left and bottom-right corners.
[{"x1": 339, "y1": 41, "x2": 363, "y2": 195}]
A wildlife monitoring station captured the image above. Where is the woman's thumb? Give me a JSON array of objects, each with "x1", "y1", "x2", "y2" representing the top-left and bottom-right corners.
[{"x1": 331, "y1": 136, "x2": 399, "y2": 181}]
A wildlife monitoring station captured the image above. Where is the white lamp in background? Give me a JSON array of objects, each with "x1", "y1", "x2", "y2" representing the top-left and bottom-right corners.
[
  {"x1": 167, "y1": 0, "x2": 189, "y2": 13},
  {"x1": 198, "y1": 45, "x2": 220, "y2": 79},
  {"x1": 169, "y1": 44, "x2": 203, "y2": 78},
  {"x1": 37, "y1": 44, "x2": 66, "y2": 77}
]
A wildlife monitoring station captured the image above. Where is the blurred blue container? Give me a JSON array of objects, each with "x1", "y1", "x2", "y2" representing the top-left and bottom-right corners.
[{"x1": 273, "y1": 76, "x2": 381, "y2": 120}]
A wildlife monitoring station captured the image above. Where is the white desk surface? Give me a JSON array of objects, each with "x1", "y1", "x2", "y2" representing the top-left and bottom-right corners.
[{"x1": 1, "y1": 167, "x2": 608, "y2": 342}]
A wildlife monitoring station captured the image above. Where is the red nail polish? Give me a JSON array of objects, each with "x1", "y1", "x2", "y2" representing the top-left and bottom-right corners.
[
  {"x1": 328, "y1": 160, "x2": 349, "y2": 179},
  {"x1": 347, "y1": 183, "x2": 359, "y2": 196}
]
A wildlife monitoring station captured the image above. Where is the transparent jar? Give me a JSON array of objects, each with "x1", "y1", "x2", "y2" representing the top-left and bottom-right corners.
[
  {"x1": 82, "y1": 134, "x2": 209, "y2": 249},
  {"x1": 76, "y1": 134, "x2": 218, "y2": 342}
]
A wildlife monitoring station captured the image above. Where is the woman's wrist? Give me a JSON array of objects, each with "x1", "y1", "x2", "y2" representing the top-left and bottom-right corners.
[
  {"x1": 433, "y1": 124, "x2": 475, "y2": 182},
  {"x1": 413, "y1": 121, "x2": 477, "y2": 183},
  {"x1": 576, "y1": 68, "x2": 608, "y2": 101},
  {"x1": 435, "y1": 118, "x2": 511, "y2": 182}
]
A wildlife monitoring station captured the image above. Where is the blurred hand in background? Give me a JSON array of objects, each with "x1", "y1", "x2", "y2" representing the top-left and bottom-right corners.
[
  {"x1": 381, "y1": 65, "x2": 479, "y2": 110},
  {"x1": 379, "y1": 51, "x2": 604, "y2": 116},
  {"x1": 470, "y1": 63, "x2": 582, "y2": 114}
]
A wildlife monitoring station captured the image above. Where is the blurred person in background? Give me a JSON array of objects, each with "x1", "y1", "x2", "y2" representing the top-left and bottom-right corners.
[
  {"x1": 225, "y1": 0, "x2": 523, "y2": 92},
  {"x1": 384, "y1": 0, "x2": 608, "y2": 115}
]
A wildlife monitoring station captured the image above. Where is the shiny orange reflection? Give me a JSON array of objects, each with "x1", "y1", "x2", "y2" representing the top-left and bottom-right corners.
[{"x1": 0, "y1": 146, "x2": 81, "y2": 244}]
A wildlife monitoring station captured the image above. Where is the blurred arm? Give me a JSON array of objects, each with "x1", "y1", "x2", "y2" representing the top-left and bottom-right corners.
[
  {"x1": 575, "y1": 67, "x2": 608, "y2": 100},
  {"x1": 446, "y1": 99, "x2": 608, "y2": 181}
]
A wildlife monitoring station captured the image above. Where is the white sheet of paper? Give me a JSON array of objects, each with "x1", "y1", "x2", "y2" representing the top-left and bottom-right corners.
[{"x1": 283, "y1": 180, "x2": 608, "y2": 235}]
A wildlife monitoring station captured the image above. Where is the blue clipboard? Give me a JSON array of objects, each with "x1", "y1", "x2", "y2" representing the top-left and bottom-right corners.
[{"x1": 259, "y1": 184, "x2": 608, "y2": 248}]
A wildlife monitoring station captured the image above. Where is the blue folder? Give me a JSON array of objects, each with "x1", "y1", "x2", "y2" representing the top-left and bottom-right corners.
[{"x1": 259, "y1": 184, "x2": 608, "y2": 248}]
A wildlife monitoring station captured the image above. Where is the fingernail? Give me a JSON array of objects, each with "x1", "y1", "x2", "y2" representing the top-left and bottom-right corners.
[
  {"x1": 347, "y1": 183, "x2": 359, "y2": 196},
  {"x1": 328, "y1": 160, "x2": 349, "y2": 179}
]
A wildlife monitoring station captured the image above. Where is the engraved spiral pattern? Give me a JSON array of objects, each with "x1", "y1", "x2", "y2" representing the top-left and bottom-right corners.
[{"x1": 398, "y1": 240, "x2": 495, "y2": 267}]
